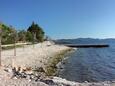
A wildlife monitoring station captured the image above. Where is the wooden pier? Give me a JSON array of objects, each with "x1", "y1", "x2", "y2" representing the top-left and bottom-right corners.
[{"x1": 63, "y1": 44, "x2": 109, "y2": 48}]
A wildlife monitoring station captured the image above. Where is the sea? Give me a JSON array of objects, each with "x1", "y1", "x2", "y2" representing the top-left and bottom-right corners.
[{"x1": 57, "y1": 39, "x2": 115, "y2": 82}]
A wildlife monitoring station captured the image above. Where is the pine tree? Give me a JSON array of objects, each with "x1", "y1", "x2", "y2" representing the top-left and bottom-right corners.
[{"x1": 27, "y1": 22, "x2": 45, "y2": 42}]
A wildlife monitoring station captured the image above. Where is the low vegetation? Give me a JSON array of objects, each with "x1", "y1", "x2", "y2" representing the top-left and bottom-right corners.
[{"x1": 2, "y1": 45, "x2": 24, "y2": 50}]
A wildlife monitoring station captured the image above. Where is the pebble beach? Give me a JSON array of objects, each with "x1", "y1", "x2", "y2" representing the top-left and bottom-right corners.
[{"x1": 0, "y1": 41, "x2": 114, "y2": 86}]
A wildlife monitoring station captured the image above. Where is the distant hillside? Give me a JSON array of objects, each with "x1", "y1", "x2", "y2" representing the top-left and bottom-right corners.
[{"x1": 55, "y1": 38, "x2": 115, "y2": 44}]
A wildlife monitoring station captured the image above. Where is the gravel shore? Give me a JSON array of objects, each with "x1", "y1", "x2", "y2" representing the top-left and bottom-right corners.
[
  {"x1": 2, "y1": 41, "x2": 70, "y2": 70},
  {"x1": 0, "y1": 41, "x2": 115, "y2": 86}
]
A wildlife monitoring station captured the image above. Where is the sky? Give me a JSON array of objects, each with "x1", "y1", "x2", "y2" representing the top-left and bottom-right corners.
[{"x1": 0, "y1": 0, "x2": 115, "y2": 39}]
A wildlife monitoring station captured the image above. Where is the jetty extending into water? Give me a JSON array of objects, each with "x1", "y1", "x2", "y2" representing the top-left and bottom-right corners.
[{"x1": 63, "y1": 44, "x2": 109, "y2": 48}]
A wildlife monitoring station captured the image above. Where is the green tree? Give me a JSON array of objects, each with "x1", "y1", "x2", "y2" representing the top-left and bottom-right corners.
[
  {"x1": 18, "y1": 30, "x2": 26, "y2": 42},
  {"x1": 27, "y1": 22, "x2": 45, "y2": 42},
  {"x1": 1, "y1": 24, "x2": 17, "y2": 44},
  {"x1": 26, "y1": 31, "x2": 33, "y2": 42}
]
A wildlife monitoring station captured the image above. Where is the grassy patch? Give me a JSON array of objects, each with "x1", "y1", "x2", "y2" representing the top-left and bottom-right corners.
[{"x1": 2, "y1": 45, "x2": 24, "y2": 50}]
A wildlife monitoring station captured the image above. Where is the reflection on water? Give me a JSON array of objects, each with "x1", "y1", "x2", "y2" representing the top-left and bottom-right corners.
[{"x1": 57, "y1": 46, "x2": 115, "y2": 82}]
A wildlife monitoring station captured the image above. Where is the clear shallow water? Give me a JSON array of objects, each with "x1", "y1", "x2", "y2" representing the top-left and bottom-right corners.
[{"x1": 57, "y1": 45, "x2": 115, "y2": 82}]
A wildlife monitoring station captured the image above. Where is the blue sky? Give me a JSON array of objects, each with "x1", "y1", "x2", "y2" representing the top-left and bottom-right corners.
[{"x1": 0, "y1": 0, "x2": 115, "y2": 39}]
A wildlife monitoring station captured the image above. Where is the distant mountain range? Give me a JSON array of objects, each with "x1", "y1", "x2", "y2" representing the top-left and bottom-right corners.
[{"x1": 55, "y1": 38, "x2": 115, "y2": 44}]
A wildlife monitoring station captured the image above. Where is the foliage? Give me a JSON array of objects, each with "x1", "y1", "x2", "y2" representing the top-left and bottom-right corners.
[
  {"x1": 27, "y1": 22, "x2": 45, "y2": 42},
  {"x1": 1, "y1": 24, "x2": 17, "y2": 44},
  {"x1": 18, "y1": 30, "x2": 26, "y2": 42},
  {"x1": 0, "y1": 22, "x2": 45, "y2": 44},
  {"x1": 26, "y1": 31, "x2": 33, "y2": 42}
]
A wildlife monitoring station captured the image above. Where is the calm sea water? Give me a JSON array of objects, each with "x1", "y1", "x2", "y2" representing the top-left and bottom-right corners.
[{"x1": 57, "y1": 44, "x2": 115, "y2": 82}]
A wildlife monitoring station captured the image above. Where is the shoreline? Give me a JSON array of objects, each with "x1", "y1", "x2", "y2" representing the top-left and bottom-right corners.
[
  {"x1": 0, "y1": 41, "x2": 74, "y2": 85},
  {"x1": 0, "y1": 41, "x2": 115, "y2": 86},
  {"x1": 1, "y1": 41, "x2": 70, "y2": 69},
  {"x1": 45, "y1": 48, "x2": 73, "y2": 76}
]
